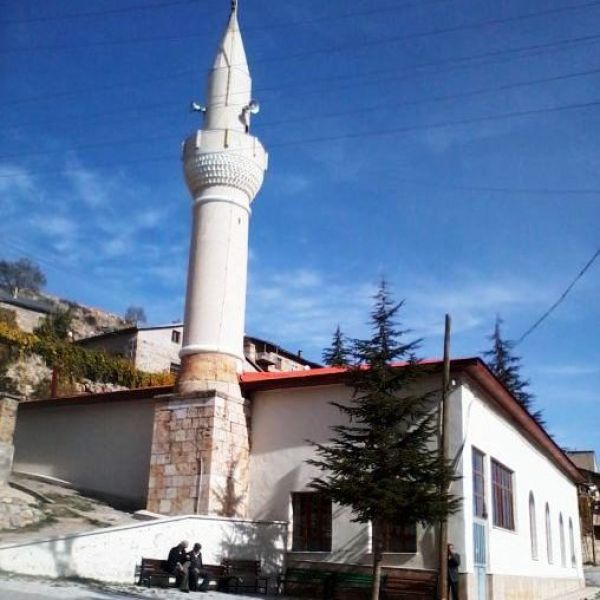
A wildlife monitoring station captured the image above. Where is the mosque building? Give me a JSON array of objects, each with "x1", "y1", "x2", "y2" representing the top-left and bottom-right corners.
[{"x1": 2, "y1": 3, "x2": 586, "y2": 598}]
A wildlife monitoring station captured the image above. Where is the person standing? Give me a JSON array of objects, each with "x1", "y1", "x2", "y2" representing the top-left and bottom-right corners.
[
  {"x1": 448, "y1": 543, "x2": 461, "y2": 600},
  {"x1": 188, "y1": 543, "x2": 210, "y2": 592},
  {"x1": 167, "y1": 540, "x2": 191, "y2": 592}
]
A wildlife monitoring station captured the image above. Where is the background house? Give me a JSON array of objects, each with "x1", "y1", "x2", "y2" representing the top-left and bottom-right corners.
[
  {"x1": 567, "y1": 450, "x2": 600, "y2": 566},
  {"x1": 77, "y1": 325, "x2": 319, "y2": 375}
]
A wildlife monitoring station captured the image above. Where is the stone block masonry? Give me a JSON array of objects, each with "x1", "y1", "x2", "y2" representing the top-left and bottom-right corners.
[
  {"x1": 0, "y1": 394, "x2": 19, "y2": 486},
  {"x1": 147, "y1": 389, "x2": 250, "y2": 517}
]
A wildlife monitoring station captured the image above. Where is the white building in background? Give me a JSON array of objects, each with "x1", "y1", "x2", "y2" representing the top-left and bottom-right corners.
[{"x1": 77, "y1": 324, "x2": 318, "y2": 374}]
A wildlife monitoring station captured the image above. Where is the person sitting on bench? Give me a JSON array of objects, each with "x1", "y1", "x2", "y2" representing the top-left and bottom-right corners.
[
  {"x1": 167, "y1": 540, "x2": 190, "y2": 592},
  {"x1": 188, "y1": 543, "x2": 210, "y2": 592}
]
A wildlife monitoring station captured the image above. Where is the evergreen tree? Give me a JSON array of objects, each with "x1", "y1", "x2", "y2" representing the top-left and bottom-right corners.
[
  {"x1": 322, "y1": 325, "x2": 352, "y2": 366},
  {"x1": 484, "y1": 315, "x2": 544, "y2": 426},
  {"x1": 309, "y1": 281, "x2": 459, "y2": 600}
]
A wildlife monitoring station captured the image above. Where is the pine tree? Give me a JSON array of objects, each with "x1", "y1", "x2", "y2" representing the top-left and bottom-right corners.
[
  {"x1": 309, "y1": 281, "x2": 459, "y2": 600},
  {"x1": 484, "y1": 315, "x2": 545, "y2": 426},
  {"x1": 322, "y1": 325, "x2": 352, "y2": 366}
]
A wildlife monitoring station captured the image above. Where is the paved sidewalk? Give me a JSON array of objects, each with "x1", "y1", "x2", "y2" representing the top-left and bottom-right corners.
[
  {"x1": 550, "y1": 586, "x2": 600, "y2": 600},
  {"x1": 0, "y1": 573, "x2": 290, "y2": 600}
]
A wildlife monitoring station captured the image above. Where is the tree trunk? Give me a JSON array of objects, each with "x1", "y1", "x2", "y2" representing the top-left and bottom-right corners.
[{"x1": 371, "y1": 523, "x2": 383, "y2": 600}]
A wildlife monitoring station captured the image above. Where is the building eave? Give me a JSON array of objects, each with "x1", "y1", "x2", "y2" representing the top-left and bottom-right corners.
[
  {"x1": 17, "y1": 385, "x2": 174, "y2": 410},
  {"x1": 462, "y1": 361, "x2": 585, "y2": 485}
]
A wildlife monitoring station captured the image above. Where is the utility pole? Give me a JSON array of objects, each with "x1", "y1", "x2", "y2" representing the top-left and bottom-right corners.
[{"x1": 438, "y1": 314, "x2": 451, "y2": 600}]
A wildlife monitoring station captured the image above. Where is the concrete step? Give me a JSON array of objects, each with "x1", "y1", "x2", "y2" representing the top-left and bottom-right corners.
[{"x1": 550, "y1": 586, "x2": 600, "y2": 600}]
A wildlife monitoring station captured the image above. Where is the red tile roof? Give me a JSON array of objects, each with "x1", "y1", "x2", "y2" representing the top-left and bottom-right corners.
[{"x1": 19, "y1": 357, "x2": 583, "y2": 484}]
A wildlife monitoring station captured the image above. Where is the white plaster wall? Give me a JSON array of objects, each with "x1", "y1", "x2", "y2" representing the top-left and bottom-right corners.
[
  {"x1": 458, "y1": 380, "x2": 584, "y2": 583},
  {"x1": 248, "y1": 384, "x2": 439, "y2": 570},
  {"x1": 135, "y1": 328, "x2": 182, "y2": 373},
  {"x1": 13, "y1": 400, "x2": 156, "y2": 508},
  {"x1": 0, "y1": 515, "x2": 287, "y2": 583}
]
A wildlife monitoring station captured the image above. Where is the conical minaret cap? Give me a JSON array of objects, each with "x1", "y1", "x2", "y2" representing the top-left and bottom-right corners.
[{"x1": 204, "y1": 0, "x2": 252, "y2": 132}]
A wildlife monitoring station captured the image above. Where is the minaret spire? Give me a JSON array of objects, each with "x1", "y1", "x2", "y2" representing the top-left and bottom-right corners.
[
  {"x1": 179, "y1": 1, "x2": 268, "y2": 392},
  {"x1": 203, "y1": 0, "x2": 251, "y2": 133}
]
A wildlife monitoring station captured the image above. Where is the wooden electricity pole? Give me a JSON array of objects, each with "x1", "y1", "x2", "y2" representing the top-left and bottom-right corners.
[{"x1": 437, "y1": 314, "x2": 451, "y2": 600}]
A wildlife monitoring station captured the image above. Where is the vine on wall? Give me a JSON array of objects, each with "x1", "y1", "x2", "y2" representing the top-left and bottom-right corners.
[{"x1": 0, "y1": 321, "x2": 174, "y2": 390}]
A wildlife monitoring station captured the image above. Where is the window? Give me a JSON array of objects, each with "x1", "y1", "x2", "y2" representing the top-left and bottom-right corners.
[
  {"x1": 373, "y1": 521, "x2": 417, "y2": 553},
  {"x1": 529, "y1": 492, "x2": 538, "y2": 560},
  {"x1": 546, "y1": 503, "x2": 553, "y2": 564},
  {"x1": 170, "y1": 362, "x2": 181, "y2": 375},
  {"x1": 472, "y1": 448, "x2": 486, "y2": 518},
  {"x1": 491, "y1": 459, "x2": 515, "y2": 530},
  {"x1": 127, "y1": 338, "x2": 137, "y2": 360},
  {"x1": 292, "y1": 493, "x2": 332, "y2": 552},
  {"x1": 569, "y1": 518, "x2": 576, "y2": 567},
  {"x1": 171, "y1": 330, "x2": 182, "y2": 344},
  {"x1": 559, "y1": 513, "x2": 566, "y2": 567}
]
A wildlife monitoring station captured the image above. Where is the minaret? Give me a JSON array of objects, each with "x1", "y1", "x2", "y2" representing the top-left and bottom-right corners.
[
  {"x1": 179, "y1": 0, "x2": 268, "y2": 392},
  {"x1": 146, "y1": 1, "x2": 266, "y2": 517}
]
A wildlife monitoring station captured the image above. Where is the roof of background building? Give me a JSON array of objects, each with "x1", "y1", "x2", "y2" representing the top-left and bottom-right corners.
[
  {"x1": 19, "y1": 356, "x2": 584, "y2": 485},
  {"x1": 0, "y1": 290, "x2": 54, "y2": 314},
  {"x1": 76, "y1": 327, "x2": 320, "y2": 369}
]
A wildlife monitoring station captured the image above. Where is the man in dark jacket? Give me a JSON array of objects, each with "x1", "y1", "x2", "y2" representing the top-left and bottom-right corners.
[
  {"x1": 188, "y1": 543, "x2": 210, "y2": 592},
  {"x1": 448, "y1": 543, "x2": 461, "y2": 600},
  {"x1": 167, "y1": 540, "x2": 190, "y2": 592}
]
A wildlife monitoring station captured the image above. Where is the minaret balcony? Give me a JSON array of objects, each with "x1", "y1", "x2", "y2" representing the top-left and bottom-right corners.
[{"x1": 182, "y1": 129, "x2": 268, "y2": 201}]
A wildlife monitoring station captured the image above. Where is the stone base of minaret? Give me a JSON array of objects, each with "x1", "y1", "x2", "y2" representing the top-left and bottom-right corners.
[{"x1": 147, "y1": 358, "x2": 250, "y2": 517}]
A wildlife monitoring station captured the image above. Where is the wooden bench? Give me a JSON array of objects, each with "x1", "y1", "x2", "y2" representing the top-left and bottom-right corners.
[
  {"x1": 136, "y1": 558, "x2": 173, "y2": 588},
  {"x1": 136, "y1": 558, "x2": 225, "y2": 590},
  {"x1": 278, "y1": 567, "x2": 334, "y2": 598},
  {"x1": 332, "y1": 572, "x2": 387, "y2": 600},
  {"x1": 221, "y1": 558, "x2": 269, "y2": 594},
  {"x1": 381, "y1": 570, "x2": 437, "y2": 600}
]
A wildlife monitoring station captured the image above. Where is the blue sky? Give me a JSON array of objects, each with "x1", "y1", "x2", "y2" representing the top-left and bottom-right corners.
[{"x1": 1, "y1": 0, "x2": 598, "y2": 456}]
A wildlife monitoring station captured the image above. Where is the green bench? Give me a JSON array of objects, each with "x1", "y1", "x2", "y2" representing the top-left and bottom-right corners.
[
  {"x1": 332, "y1": 572, "x2": 387, "y2": 600},
  {"x1": 278, "y1": 567, "x2": 334, "y2": 597}
]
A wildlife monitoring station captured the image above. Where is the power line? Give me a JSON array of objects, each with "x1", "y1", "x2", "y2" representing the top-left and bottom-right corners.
[
  {"x1": 268, "y1": 97, "x2": 600, "y2": 148},
  {"x1": 4, "y1": 27, "x2": 600, "y2": 109},
  {"x1": 0, "y1": 0, "x2": 203, "y2": 25},
  {"x1": 253, "y1": 0, "x2": 600, "y2": 65},
  {"x1": 516, "y1": 248, "x2": 600, "y2": 345},
  {"x1": 1, "y1": 69, "x2": 195, "y2": 107},
  {"x1": 0, "y1": 0, "x2": 448, "y2": 54},
  {"x1": 2, "y1": 96, "x2": 600, "y2": 181},
  {"x1": 2, "y1": 0, "x2": 599, "y2": 59},
  {"x1": 3, "y1": 62, "x2": 600, "y2": 158},
  {"x1": 260, "y1": 65, "x2": 600, "y2": 129}
]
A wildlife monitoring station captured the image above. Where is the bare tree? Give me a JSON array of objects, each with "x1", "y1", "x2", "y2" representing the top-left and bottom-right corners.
[
  {"x1": 124, "y1": 305, "x2": 147, "y2": 325},
  {"x1": 0, "y1": 258, "x2": 46, "y2": 298}
]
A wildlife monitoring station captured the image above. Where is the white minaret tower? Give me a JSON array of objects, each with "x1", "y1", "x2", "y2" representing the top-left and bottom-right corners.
[
  {"x1": 147, "y1": 1, "x2": 266, "y2": 517},
  {"x1": 179, "y1": 0, "x2": 268, "y2": 394}
]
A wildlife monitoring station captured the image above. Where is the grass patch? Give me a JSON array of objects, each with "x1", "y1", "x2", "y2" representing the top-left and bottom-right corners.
[{"x1": 63, "y1": 497, "x2": 95, "y2": 512}]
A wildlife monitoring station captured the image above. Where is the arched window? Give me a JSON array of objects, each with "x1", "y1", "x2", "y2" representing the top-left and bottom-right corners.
[
  {"x1": 529, "y1": 492, "x2": 538, "y2": 560},
  {"x1": 559, "y1": 513, "x2": 566, "y2": 567},
  {"x1": 569, "y1": 517, "x2": 576, "y2": 567},
  {"x1": 546, "y1": 503, "x2": 553, "y2": 564}
]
